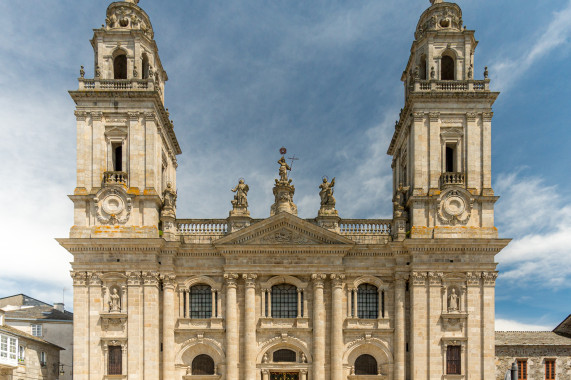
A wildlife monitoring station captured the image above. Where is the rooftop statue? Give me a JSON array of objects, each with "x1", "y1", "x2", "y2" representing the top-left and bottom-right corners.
[
  {"x1": 277, "y1": 156, "x2": 291, "y2": 183},
  {"x1": 319, "y1": 177, "x2": 336, "y2": 207},
  {"x1": 231, "y1": 179, "x2": 249, "y2": 208}
]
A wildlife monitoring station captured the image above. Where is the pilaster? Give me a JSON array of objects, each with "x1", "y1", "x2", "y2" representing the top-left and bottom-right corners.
[
  {"x1": 87, "y1": 272, "x2": 103, "y2": 379},
  {"x1": 142, "y1": 271, "x2": 160, "y2": 380},
  {"x1": 428, "y1": 272, "x2": 443, "y2": 380},
  {"x1": 466, "y1": 272, "x2": 482, "y2": 380},
  {"x1": 482, "y1": 272, "x2": 497, "y2": 380},
  {"x1": 71, "y1": 271, "x2": 89, "y2": 380},
  {"x1": 428, "y1": 112, "x2": 441, "y2": 192},
  {"x1": 127, "y1": 271, "x2": 142, "y2": 380},
  {"x1": 466, "y1": 112, "x2": 480, "y2": 192},
  {"x1": 481, "y1": 112, "x2": 494, "y2": 195},
  {"x1": 410, "y1": 271, "x2": 427, "y2": 380}
]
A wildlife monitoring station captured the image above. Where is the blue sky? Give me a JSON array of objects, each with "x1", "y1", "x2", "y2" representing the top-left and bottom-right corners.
[{"x1": 0, "y1": 0, "x2": 569, "y2": 330}]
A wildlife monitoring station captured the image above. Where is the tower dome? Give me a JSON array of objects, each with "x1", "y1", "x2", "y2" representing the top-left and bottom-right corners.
[
  {"x1": 105, "y1": 0, "x2": 154, "y2": 39},
  {"x1": 415, "y1": 1, "x2": 463, "y2": 40}
]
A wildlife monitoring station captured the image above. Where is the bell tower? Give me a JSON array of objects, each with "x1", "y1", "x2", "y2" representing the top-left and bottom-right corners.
[
  {"x1": 69, "y1": 0, "x2": 181, "y2": 238},
  {"x1": 388, "y1": 0, "x2": 499, "y2": 239}
]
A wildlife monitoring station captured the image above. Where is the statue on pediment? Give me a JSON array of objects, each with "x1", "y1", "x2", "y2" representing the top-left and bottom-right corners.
[
  {"x1": 319, "y1": 177, "x2": 336, "y2": 207},
  {"x1": 231, "y1": 179, "x2": 249, "y2": 208},
  {"x1": 277, "y1": 156, "x2": 291, "y2": 183}
]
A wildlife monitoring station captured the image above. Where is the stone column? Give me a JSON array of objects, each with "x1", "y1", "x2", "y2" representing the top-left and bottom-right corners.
[
  {"x1": 267, "y1": 289, "x2": 272, "y2": 317},
  {"x1": 300, "y1": 369, "x2": 308, "y2": 380},
  {"x1": 162, "y1": 273, "x2": 176, "y2": 380},
  {"x1": 243, "y1": 274, "x2": 258, "y2": 380},
  {"x1": 126, "y1": 272, "x2": 142, "y2": 380},
  {"x1": 312, "y1": 274, "x2": 326, "y2": 380},
  {"x1": 217, "y1": 290, "x2": 222, "y2": 318},
  {"x1": 211, "y1": 288, "x2": 217, "y2": 317},
  {"x1": 142, "y1": 271, "x2": 160, "y2": 380},
  {"x1": 331, "y1": 274, "x2": 345, "y2": 380},
  {"x1": 70, "y1": 272, "x2": 88, "y2": 380},
  {"x1": 262, "y1": 369, "x2": 269, "y2": 380},
  {"x1": 346, "y1": 288, "x2": 353, "y2": 318},
  {"x1": 225, "y1": 274, "x2": 239, "y2": 380},
  {"x1": 394, "y1": 274, "x2": 407, "y2": 380},
  {"x1": 303, "y1": 290, "x2": 308, "y2": 318},
  {"x1": 353, "y1": 288, "x2": 358, "y2": 318}
]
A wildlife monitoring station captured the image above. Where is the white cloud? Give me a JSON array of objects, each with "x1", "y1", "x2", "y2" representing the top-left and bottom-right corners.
[
  {"x1": 495, "y1": 318, "x2": 552, "y2": 331},
  {"x1": 491, "y1": 0, "x2": 571, "y2": 90},
  {"x1": 495, "y1": 171, "x2": 571, "y2": 288}
]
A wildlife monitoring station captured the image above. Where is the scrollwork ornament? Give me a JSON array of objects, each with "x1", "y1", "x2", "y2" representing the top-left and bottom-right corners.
[
  {"x1": 242, "y1": 273, "x2": 257, "y2": 288},
  {"x1": 126, "y1": 271, "x2": 141, "y2": 286},
  {"x1": 161, "y1": 273, "x2": 176, "y2": 290},
  {"x1": 428, "y1": 271, "x2": 443, "y2": 285},
  {"x1": 142, "y1": 271, "x2": 160, "y2": 286},
  {"x1": 330, "y1": 273, "x2": 345, "y2": 288},
  {"x1": 224, "y1": 273, "x2": 238, "y2": 287},
  {"x1": 87, "y1": 272, "x2": 103, "y2": 286}
]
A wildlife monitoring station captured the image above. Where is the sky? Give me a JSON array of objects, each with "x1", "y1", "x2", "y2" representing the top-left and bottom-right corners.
[{"x1": 0, "y1": 0, "x2": 570, "y2": 331}]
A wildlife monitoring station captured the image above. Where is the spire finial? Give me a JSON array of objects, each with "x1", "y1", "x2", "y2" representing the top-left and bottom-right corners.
[
  {"x1": 430, "y1": 0, "x2": 443, "y2": 4},
  {"x1": 125, "y1": 0, "x2": 139, "y2": 4}
]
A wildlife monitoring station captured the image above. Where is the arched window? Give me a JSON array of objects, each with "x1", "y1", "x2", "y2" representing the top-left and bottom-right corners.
[
  {"x1": 357, "y1": 284, "x2": 378, "y2": 319},
  {"x1": 190, "y1": 285, "x2": 212, "y2": 318},
  {"x1": 192, "y1": 354, "x2": 214, "y2": 375},
  {"x1": 271, "y1": 284, "x2": 297, "y2": 318},
  {"x1": 114, "y1": 53, "x2": 128, "y2": 79},
  {"x1": 441, "y1": 55, "x2": 455, "y2": 80},
  {"x1": 273, "y1": 349, "x2": 296, "y2": 362},
  {"x1": 419, "y1": 55, "x2": 427, "y2": 80},
  {"x1": 142, "y1": 54, "x2": 150, "y2": 79},
  {"x1": 355, "y1": 354, "x2": 377, "y2": 375}
]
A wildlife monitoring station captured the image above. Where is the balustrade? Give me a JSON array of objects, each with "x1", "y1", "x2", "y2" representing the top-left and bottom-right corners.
[
  {"x1": 103, "y1": 171, "x2": 128, "y2": 186},
  {"x1": 440, "y1": 172, "x2": 465, "y2": 187},
  {"x1": 78, "y1": 78, "x2": 154, "y2": 91},
  {"x1": 339, "y1": 220, "x2": 392, "y2": 235},
  {"x1": 411, "y1": 79, "x2": 489, "y2": 93},
  {"x1": 176, "y1": 220, "x2": 228, "y2": 234}
]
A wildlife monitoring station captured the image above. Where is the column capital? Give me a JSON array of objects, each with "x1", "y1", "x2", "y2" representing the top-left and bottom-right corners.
[
  {"x1": 74, "y1": 111, "x2": 88, "y2": 121},
  {"x1": 243, "y1": 273, "x2": 258, "y2": 287},
  {"x1": 224, "y1": 273, "x2": 239, "y2": 287},
  {"x1": 466, "y1": 112, "x2": 478, "y2": 122},
  {"x1": 126, "y1": 271, "x2": 142, "y2": 286},
  {"x1": 428, "y1": 271, "x2": 443, "y2": 286},
  {"x1": 412, "y1": 112, "x2": 425, "y2": 122},
  {"x1": 161, "y1": 273, "x2": 176, "y2": 290},
  {"x1": 91, "y1": 111, "x2": 103, "y2": 121},
  {"x1": 142, "y1": 271, "x2": 160, "y2": 286},
  {"x1": 482, "y1": 112, "x2": 494, "y2": 122},
  {"x1": 87, "y1": 271, "x2": 103, "y2": 286},
  {"x1": 70, "y1": 271, "x2": 87, "y2": 286},
  {"x1": 395, "y1": 272, "x2": 409, "y2": 284},
  {"x1": 311, "y1": 273, "x2": 327, "y2": 287},
  {"x1": 429, "y1": 112, "x2": 440, "y2": 122},
  {"x1": 482, "y1": 271, "x2": 498, "y2": 286},
  {"x1": 410, "y1": 271, "x2": 427, "y2": 286},
  {"x1": 330, "y1": 273, "x2": 345, "y2": 288},
  {"x1": 466, "y1": 271, "x2": 481, "y2": 286}
]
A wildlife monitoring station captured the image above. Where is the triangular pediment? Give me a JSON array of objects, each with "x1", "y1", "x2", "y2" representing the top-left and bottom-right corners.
[{"x1": 214, "y1": 213, "x2": 354, "y2": 246}]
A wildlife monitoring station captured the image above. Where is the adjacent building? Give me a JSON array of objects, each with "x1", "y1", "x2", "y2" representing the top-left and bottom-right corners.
[
  {"x1": 495, "y1": 315, "x2": 571, "y2": 380},
  {"x1": 59, "y1": 0, "x2": 511, "y2": 379},
  {"x1": 0, "y1": 295, "x2": 73, "y2": 380},
  {"x1": 0, "y1": 310, "x2": 63, "y2": 380}
]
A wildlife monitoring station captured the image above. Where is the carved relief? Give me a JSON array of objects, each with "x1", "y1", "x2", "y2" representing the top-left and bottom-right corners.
[
  {"x1": 257, "y1": 228, "x2": 316, "y2": 245},
  {"x1": 94, "y1": 187, "x2": 133, "y2": 225},
  {"x1": 437, "y1": 188, "x2": 474, "y2": 225}
]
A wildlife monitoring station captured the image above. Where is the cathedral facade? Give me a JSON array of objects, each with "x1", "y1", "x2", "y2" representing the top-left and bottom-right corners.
[{"x1": 59, "y1": 1, "x2": 510, "y2": 379}]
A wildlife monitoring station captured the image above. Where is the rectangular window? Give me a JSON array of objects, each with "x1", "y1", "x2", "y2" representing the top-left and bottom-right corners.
[
  {"x1": 1, "y1": 335, "x2": 8, "y2": 358},
  {"x1": 518, "y1": 359, "x2": 527, "y2": 380},
  {"x1": 31, "y1": 324, "x2": 42, "y2": 337},
  {"x1": 40, "y1": 351, "x2": 46, "y2": 366},
  {"x1": 545, "y1": 360, "x2": 555, "y2": 380},
  {"x1": 445, "y1": 146, "x2": 455, "y2": 172},
  {"x1": 108, "y1": 346, "x2": 122, "y2": 375},
  {"x1": 112, "y1": 143, "x2": 123, "y2": 172},
  {"x1": 446, "y1": 346, "x2": 461, "y2": 375},
  {"x1": 8, "y1": 338, "x2": 16, "y2": 360},
  {"x1": 18, "y1": 345, "x2": 25, "y2": 363}
]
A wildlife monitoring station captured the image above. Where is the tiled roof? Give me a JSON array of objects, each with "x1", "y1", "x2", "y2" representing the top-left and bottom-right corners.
[
  {"x1": 495, "y1": 331, "x2": 571, "y2": 346},
  {"x1": 4, "y1": 305, "x2": 73, "y2": 321},
  {"x1": 0, "y1": 325, "x2": 64, "y2": 350},
  {"x1": 553, "y1": 314, "x2": 571, "y2": 337}
]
